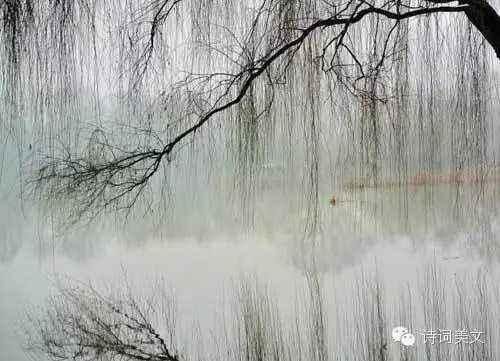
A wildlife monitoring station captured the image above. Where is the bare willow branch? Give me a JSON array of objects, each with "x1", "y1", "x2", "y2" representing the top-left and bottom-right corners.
[
  {"x1": 25, "y1": 0, "x2": 474, "y2": 221},
  {"x1": 24, "y1": 278, "x2": 179, "y2": 361}
]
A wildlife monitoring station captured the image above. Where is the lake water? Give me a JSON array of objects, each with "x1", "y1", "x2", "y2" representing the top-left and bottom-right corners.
[{"x1": 1, "y1": 183, "x2": 500, "y2": 361}]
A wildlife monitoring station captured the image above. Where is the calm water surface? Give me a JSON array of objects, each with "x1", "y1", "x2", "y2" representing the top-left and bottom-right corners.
[{"x1": 1, "y1": 185, "x2": 500, "y2": 361}]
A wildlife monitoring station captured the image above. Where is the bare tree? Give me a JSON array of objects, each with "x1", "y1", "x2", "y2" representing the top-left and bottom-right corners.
[
  {"x1": 24, "y1": 277, "x2": 179, "y2": 361},
  {"x1": 1, "y1": 0, "x2": 499, "y2": 223}
]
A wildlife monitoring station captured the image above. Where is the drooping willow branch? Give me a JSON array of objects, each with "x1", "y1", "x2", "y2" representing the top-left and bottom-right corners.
[
  {"x1": 30, "y1": 0, "x2": 480, "y2": 221},
  {"x1": 24, "y1": 278, "x2": 179, "y2": 361}
]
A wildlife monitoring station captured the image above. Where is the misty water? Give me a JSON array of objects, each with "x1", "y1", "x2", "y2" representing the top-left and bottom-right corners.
[
  {"x1": 2, "y1": 1, "x2": 500, "y2": 361},
  {"x1": 2, "y1": 179, "x2": 500, "y2": 361}
]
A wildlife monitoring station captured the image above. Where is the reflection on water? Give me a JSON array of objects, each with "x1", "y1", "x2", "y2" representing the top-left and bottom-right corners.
[
  {"x1": 1, "y1": 181, "x2": 500, "y2": 360},
  {"x1": 12, "y1": 238, "x2": 500, "y2": 361}
]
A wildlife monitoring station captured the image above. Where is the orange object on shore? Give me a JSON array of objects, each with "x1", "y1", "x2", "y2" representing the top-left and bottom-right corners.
[{"x1": 343, "y1": 166, "x2": 500, "y2": 190}]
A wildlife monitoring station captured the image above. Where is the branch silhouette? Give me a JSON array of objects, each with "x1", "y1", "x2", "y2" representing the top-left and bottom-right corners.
[{"x1": 31, "y1": 0, "x2": 475, "y2": 221}]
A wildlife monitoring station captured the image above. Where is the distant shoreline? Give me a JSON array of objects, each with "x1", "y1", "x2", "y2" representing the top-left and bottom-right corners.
[{"x1": 343, "y1": 166, "x2": 500, "y2": 190}]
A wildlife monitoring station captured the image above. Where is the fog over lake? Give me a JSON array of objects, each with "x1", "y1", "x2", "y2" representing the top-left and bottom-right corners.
[{"x1": 1, "y1": 1, "x2": 500, "y2": 361}]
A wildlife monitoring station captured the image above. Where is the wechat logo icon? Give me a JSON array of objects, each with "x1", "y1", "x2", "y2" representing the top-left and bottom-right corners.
[{"x1": 392, "y1": 326, "x2": 416, "y2": 347}]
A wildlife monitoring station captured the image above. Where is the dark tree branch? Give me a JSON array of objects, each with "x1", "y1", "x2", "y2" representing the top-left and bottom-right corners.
[
  {"x1": 27, "y1": 0, "x2": 499, "y2": 221},
  {"x1": 462, "y1": 0, "x2": 500, "y2": 59},
  {"x1": 24, "y1": 278, "x2": 179, "y2": 361}
]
